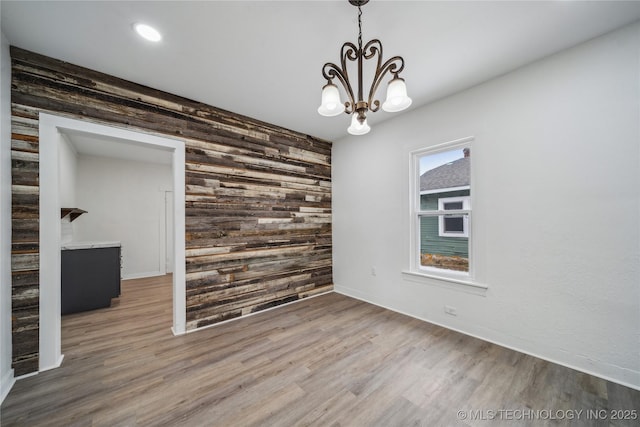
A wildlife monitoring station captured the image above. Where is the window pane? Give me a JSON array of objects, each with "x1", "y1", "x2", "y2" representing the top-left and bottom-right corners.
[
  {"x1": 443, "y1": 201, "x2": 463, "y2": 210},
  {"x1": 419, "y1": 148, "x2": 470, "y2": 197},
  {"x1": 420, "y1": 214, "x2": 469, "y2": 272},
  {"x1": 444, "y1": 216, "x2": 464, "y2": 232}
]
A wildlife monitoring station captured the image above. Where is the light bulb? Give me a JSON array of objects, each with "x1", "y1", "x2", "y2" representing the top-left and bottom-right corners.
[{"x1": 134, "y1": 23, "x2": 162, "y2": 42}]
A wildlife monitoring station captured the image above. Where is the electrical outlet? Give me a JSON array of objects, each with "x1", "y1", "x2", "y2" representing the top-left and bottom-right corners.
[
  {"x1": 371, "y1": 267, "x2": 377, "y2": 276},
  {"x1": 444, "y1": 305, "x2": 457, "y2": 316}
]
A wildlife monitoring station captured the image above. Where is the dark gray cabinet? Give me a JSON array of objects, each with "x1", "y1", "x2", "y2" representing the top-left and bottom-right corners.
[{"x1": 61, "y1": 246, "x2": 121, "y2": 315}]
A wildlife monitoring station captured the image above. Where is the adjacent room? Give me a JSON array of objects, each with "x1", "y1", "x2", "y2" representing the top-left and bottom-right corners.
[{"x1": 1, "y1": 1, "x2": 639, "y2": 425}]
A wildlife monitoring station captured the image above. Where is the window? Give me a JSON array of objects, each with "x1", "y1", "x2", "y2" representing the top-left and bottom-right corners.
[
  {"x1": 410, "y1": 137, "x2": 473, "y2": 277},
  {"x1": 438, "y1": 196, "x2": 470, "y2": 237}
]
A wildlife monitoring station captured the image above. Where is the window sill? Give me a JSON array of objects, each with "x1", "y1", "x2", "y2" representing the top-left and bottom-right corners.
[{"x1": 401, "y1": 270, "x2": 488, "y2": 295}]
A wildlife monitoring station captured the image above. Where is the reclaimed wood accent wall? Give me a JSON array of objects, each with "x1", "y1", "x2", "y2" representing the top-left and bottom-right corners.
[{"x1": 10, "y1": 47, "x2": 333, "y2": 375}]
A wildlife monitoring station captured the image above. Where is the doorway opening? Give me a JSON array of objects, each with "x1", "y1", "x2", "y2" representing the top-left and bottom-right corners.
[{"x1": 39, "y1": 113, "x2": 186, "y2": 372}]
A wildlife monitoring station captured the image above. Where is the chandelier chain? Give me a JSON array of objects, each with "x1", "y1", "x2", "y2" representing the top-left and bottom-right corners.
[{"x1": 357, "y1": 4, "x2": 363, "y2": 50}]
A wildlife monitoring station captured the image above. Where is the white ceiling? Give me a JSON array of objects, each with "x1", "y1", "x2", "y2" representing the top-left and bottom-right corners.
[
  {"x1": 2, "y1": 1, "x2": 640, "y2": 142},
  {"x1": 62, "y1": 129, "x2": 173, "y2": 165}
]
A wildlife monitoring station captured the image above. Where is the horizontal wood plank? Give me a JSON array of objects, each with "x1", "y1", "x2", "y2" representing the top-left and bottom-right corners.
[{"x1": 9, "y1": 46, "x2": 333, "y2": 375}]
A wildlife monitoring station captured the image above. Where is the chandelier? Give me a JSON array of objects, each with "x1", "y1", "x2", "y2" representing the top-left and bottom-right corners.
[{"x1": 318, "y1": 0, "x2": 412, "y2": 135}]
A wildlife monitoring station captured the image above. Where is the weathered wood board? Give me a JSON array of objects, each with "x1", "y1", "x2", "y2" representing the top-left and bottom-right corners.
[{"x1": 10, "y1": 47, "x2": 333, "y2": 375}]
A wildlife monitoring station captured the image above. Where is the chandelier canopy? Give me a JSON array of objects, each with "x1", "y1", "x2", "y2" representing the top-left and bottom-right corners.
[{"x1": 318, "y1": 0, "x2": 412, "y2": 136}]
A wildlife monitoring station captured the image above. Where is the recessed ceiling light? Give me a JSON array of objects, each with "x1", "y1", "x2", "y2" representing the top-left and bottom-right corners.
[{"x1": 134, "y1": 23, "x2": 162, "y2": 42}]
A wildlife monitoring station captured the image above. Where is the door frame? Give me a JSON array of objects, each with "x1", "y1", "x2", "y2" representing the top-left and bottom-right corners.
[
  {"x1": 164, "y1": 190, "x2": 174, "y2": 274},
  {"x1": 39, "y1": 113, "x2": 186, "y2": 372}
]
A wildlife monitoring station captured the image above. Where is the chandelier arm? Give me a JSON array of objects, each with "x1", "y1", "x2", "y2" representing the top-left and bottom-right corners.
[
  {"x1": 362, "y1": 39, "x2": 383, "y2": 112},
  {"x1": 368, "y1": 55, "x2": 406, "y2": 113},
  {"x1": 341, "y1": 41, "x2": 359, "y2": 63},
  {"x1": 340, "y1": 42, "x2": 359, "y2": 109},
  {"x1": 321, "y1": 62, "x2": 356, "y2": 114},
  {"x1": 363, "y1": 39, "x2": 383, "y2": 70}
]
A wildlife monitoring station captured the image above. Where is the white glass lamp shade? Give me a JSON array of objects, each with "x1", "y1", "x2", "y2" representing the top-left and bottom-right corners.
[
  {"x1": 347, "y1": 115, "x2": 371, "y2": 136},
  {"x1": 317, "y1": 83, "x2": 345, "y2": 117},
  {"x1": 382, "y1": 77, "x2": 412, "y2": 112}
]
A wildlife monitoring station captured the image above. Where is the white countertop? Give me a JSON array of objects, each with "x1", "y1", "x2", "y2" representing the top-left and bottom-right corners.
[{"x1": 61, "y1": 241, "x2": 121, "y2": 250}]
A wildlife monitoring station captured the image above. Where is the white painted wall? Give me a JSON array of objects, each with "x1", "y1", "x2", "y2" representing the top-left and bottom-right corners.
[
  {"x1": 74, "y1": 155, "x2": 172, "y2": 279},
  {"x1": 333, "y1": 22, "x2": 640, "y2": 388},
  {"x1": 58, "y1": 136, "x2": 77, "y2": 208},
  {"x1": 0, "y1": 30, "x2": 15, "y2": 402},
  {"x1": 58, "y1": 136, "x2": 77, "y2": 244}
]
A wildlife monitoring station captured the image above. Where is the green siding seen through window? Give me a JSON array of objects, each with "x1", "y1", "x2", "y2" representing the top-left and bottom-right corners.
[{"x1": 420, "y1": 190, "x2": 469, "y2": 258}]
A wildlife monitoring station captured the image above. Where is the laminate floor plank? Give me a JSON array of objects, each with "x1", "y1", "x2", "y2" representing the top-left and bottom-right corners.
[{"x1": 2, "y1": 275, "x2": 639, "y2": 426}]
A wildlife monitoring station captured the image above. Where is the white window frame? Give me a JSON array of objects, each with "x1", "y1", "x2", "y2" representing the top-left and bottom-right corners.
[
  {"x1": 405, "y1": 136, "x2": 484, "y2": 288},
  {"x1": 438, "y1": 196, "x2": 470, "y2": 237}
]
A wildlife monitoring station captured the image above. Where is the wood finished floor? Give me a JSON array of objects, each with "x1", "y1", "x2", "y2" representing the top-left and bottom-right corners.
[{"x1": 2, "y1": 275, "x2": 639, "y2": 426}]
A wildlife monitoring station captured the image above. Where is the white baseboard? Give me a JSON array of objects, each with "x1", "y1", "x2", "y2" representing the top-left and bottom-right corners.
[
  {"x1": 39, "y1": 353, "x2": 64, "y2": 373},
  {"x1": 1, "y1": 367, "x2": 15, "y2": 404},
  {"x1": 14, "y1": 370, "x2": 38, "y2": 380},
  {"x1": 171, "y1": 326, "x2": 185, "y2": 336},
  {"x1": 7, "y1": 354, "x2": 64, "y2": 397},
  {"x1": 187, "y1": 290, "x2": 334, "y2": 334},
  {"x1": 122, "y1": 271, "x2": 165, "y2": 280},
  {"x1": 334, "y1": 284, "x2": 640, "y2": 392}
]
